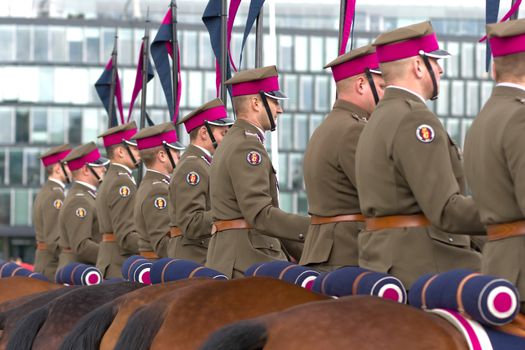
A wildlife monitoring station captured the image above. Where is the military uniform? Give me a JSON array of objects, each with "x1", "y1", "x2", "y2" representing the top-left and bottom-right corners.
[
  {"x1": 33, "y1": 144, "x2": 71, "y2": 280},
  {"x1": 300, "y1": 45, "x2": 381, "y2": 271},
  {"x1": 167, "y1": 99, "x2": 234, "y2": 263},
  {"x1": 355, "y1": 22, "x2": 484, "y2": 287},
  {"x1": 206, "y1": 66, "x2": 310, "y2": 279},
  {"x1": 57, "y1": 142, "x2": 108, "y2": 270},
  {"x1": 464, "y1": 19, "x2": 525, "y2": 313},
  {"x1": 132, "y1": 122, "x2": 184, "y2": 259},
  {"x1": 96, "y1": 122, "x2": 140, "y2": 278}
]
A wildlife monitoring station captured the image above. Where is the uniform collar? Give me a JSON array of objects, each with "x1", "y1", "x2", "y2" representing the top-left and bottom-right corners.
[
  {"x1": 193, "y1": 144, "x2": 213, "y2": 159},
  {"x1": 386, "y1": 86, "x2": 426, "y2": 103},
  {"x1": 333, "y1": 99, "x2": 370, "y2": 120},
  {"x1": 235, "y1": 119, "x2": 266, "y2": 143},
  {"x1": 188, "y1": 144, "x2": 213, "y2": 164},
  {"x1": 48, "y1": 178, "x2": 66, "y2": 189},
  {"x1": 145, "y1": 168, "x2": 171, "y2": 181},
  {"x1": 493, "y1": 84, "x2": 525, "y2": 98},
  {"x1": 112, "y1": 162, "x2": 133, "y2": 174},
  {"x1": 74, "y1": 180, "x2": 97, "y2": 192}
]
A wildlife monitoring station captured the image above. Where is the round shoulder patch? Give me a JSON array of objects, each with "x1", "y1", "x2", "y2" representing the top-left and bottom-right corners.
[
  {"x1": 75, "y1": 207, "x2": 87, "y2": 218},
  {"x1": 119, "y1": 186, "x2": 131, "y2": 198},
  {"x1": 186, "y1": 171, "x2": 200, "y2": 186},
  {"x1": 53, "y1": 199, "x2": 63, "y2": 210},
  {"x1": 416, "y1": 124, "x2": 435, "y2": 143},
  {"x1": 246, "y1": 151, "x2": 262, "y2": 166},
  {"x1": 154, "y1": 197, "x2": 167, "y2": 210}
]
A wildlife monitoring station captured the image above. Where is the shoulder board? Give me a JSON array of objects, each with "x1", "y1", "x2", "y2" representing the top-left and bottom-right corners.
[
  {"x1": 405, "y1": 99, "x2": 422, "y2": 110},
  {"x1": 118, "y1": 171, "x2": 131, "y2": 177},
  {"x1": 351, "y1": 113, "x2": 367, "y2": 123},
  {"x1": 185, "y1": 155, "x2": 199, "y2": 160},
  {"x1": 52, "y1": 187, "x2": 64, "y2": 192},
  {"x1": 200, "y1": 155, "x2": 211, "y2": 166},
  {"x1": 75, "y1": 193, "x2": 85, "y2": 197},
  {"x1": 152, "y1": 179, "x2": 170, "y2": 186}
]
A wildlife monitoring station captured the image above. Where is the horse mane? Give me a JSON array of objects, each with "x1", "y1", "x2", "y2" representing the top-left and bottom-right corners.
[
  {"x1": 114, "y1": 302, "x2": 168, "y2": 350},
  {"x1": 58, "y1": 301, "x2": 117, "y2": 350},
  {"x1": 200, "y1": 320, "x2": 268, "y2": 350},
  {"x1": 6, "y1": 305, "x2": 49, "y2": 350}
]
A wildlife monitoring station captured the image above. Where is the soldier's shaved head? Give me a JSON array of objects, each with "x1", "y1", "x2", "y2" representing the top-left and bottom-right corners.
[
  {"x1": 140, "y1": 146, "x2": 162, "y2": 168},
  {"x1": 494, "y1": 51, "x2": 525, "y2": 82},
  {"x1": 232, "y1": 95, "x2": 253, "y2": 115},
  {"x1": 379, "y1": 57, "x2": 414, "y2": 84}
]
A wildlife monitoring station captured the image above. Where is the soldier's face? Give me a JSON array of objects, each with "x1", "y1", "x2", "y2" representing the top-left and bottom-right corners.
[
  {"x1": 92, "y1": 165, "x2": 107, "y2": 182},
  {"x1": 261, "y1": 97, "x2": 282, "y2": 130},
  {"x1": 210, "y1": 126, "x2": 229, "y2": 148},
  {"x1": 128, "y1": 145, "x2": 141, "y2": 167},
  {"x1": 427, "y1": 58, "x2": 443, "y2": 92}
]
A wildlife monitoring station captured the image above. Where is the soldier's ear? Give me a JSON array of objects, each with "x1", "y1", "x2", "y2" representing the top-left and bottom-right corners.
[{"x1": 414, "y1": 59, "x2": 425, "y2": 79}]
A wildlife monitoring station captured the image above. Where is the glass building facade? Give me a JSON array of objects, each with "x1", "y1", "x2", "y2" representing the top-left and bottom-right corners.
[{"x1": 0, "y1": 0, "x2": 491, "y2": 261}]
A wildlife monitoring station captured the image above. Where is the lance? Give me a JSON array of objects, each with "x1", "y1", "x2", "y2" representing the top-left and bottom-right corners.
[
  {"x1": 338, "y1": 0, "x2": 347, "y2": 54},
  {"x1": 171, "y1": 0, "x2": 179, "y2": 122},
  {"x1": 138, "y1": 11, "x2": 150, "y2": 183},
  {"x1": 511, "y1": 0, "x2": 519, "y2": 20},
  {"x1": 220, "y1": 0, "x2": 228, "y2": 108},
  {"x1": 108, "y1": 32, "x2": 119, "y2": 128},
  {"x1": 255, "y1": 3, "x2": 264, "y2": 67}
]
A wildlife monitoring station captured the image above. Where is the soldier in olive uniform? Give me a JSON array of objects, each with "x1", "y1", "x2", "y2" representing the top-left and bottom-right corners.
[
  {"x1": 33, "y1": 144, "x2": 72, "y2": 280},
  {"x1": 300, "y1": 45, "x2": 385, "y2": 271},
  {"x1": 132, "y1": 122, "x2": 184, "y2": 259},
  {"x1": 355, "y1": 21, "x2": 484, "y2": 287},
  {"x1": 57, "y1": 142, "x2": 109, "y2": 270},
  {"x1": 206, "y1": 66, "x2": 310, "y2": 279},
  {"x1": 95, "y1": 122, "x2": 141, "y2": 278},
  {"x1": 167, "y1": 99, "x2": 234, "y2": 263},
  {"x1": 464, "y1": 19, "x2": 525, "y2": 313}
]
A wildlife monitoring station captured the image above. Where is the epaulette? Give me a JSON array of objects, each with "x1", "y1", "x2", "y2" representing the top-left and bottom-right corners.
[
  {"x1": 75, "y1": 193, "x2": 85, "y2": 197},
  {"x1": 351, "y1": 113, "x2": 367, "y2": 123},
  {"x1": 200, "y1": 155, "x2": 211, "y2": 166},
  {"x1": 185, "y1": 155, "x2": 198, "y2": 159},
  {"x1": 87, "y1": 190, "x2": 96, "y2": 199},
  {"x1": 405, "y1": 99, "x2": 422, "y2": 110},
  {"x1": 152, "y1": 179, "x2": 170, "y2": 185},
  {"x1": 245, "y1": 131, "x2": 264, "y2": 144},
  {"x1": 52, "y1": 187, "x2": 64, "y2": 192}
]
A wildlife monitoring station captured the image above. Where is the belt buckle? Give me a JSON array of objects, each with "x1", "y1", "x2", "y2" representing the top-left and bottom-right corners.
[{"x1": 211, "y1": 224, "x2": 218, "y2": 235}]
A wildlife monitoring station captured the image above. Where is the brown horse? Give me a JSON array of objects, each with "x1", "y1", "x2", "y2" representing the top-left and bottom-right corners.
[
  {"x1": 201, "y1": 295, "x2": 469, "y2": 350},
  {"x1": 59, "y1": 279, "x2": 213, "y2": 350},
  {"x1": 114, "y1": 277, "x2": 329, "y2": 350},
  {"x1": 6, "y1": 282, "x2": 144, "y2": 350},
  {"x1": 0, "y1": 277, "x2": 62, "y2": 305},
  {"x1": 0, "y1": 287, "x2": 80, "y2": 350}
]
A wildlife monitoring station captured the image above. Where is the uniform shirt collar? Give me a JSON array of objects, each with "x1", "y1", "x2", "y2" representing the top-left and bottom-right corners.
[
  {"x1": 74, "y1": 180, "x2": 97, "y2": 192},
  {"x1": 193, "y1": 145, "x2": 212, "y2": 159},
  {"x1": 146, "y1": 168, "x2": 171, "y2": 180},
  {"x1": 48, "y1": 178, "x2": 66, "y2": 189},
  {"x1": 496, "y1": 82, "x2": 525, "y2": 92},
  {"x1": 387, "y1": 85, "x2": 426, "y2": 103},
  {"x1": 112, "y1": 162, "x2": 133, "y2": 174}
]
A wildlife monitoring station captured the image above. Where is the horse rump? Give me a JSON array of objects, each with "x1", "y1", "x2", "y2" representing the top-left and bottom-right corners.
[
  {"x1": 200, "y1": 320, "x2": 268, "y2": 350},
  {"x1": 6, "y1": 305, "x2": 48, "y2": 350}
]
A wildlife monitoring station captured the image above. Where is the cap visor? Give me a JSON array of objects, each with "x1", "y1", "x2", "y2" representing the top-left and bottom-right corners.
[
  {"x1": 424, "y1": 49, "x2": 451, "y2": 59},
  {"x1": 369, "y1": 68, "x2": 382, "y2": 75},
  {"x1": 165, "y1": 141, "x2": 185, "y2": 151},
  {"x1": 88, "y1": 157, "x2": 110, "y2": 167},
  {"x1": 207, "y1": 118, "x2": 235, "y2": 127},
  {"x1": 123, "y1": 139, "x2": 138, "y2": 147},
  {"x1": 264, "y1": 91, "x2": 288, "y2": 100}
]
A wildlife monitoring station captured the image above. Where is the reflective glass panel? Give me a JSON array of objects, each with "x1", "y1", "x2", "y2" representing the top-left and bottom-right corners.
[
  {"x1": 9, "y1": 148, "x2": 23, "y2": 185},
  {"x1": 0, "y1": 189, "x2": 10, "y2": 225},
  {"x1": 32, "y1": 109, "x2": 48, "y2": 144},
  {"x1": 25, "y1": 148, "x2": 41, "y2": 187},
  {"x1": 0, "y1": 108, "x2": 13, "y2": 144},
  {"x1": 16, "y1": 108, "x2": 29, "y2": 143},
  {"x1": 34, "y1": 27, "x2": 48, "y2": 61}
]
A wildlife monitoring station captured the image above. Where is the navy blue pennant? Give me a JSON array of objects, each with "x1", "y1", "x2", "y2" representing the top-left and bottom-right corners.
[
  {"x1": 239, "y1": 0, "x2": 265, "y2": 68},
  {"x1": 485, "y1": 0, "x2": 501, "y2": 72}
]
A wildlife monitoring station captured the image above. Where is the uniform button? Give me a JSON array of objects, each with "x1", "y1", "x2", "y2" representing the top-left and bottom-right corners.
[
  {"x1": 269, "y1": 244, "x2": 274, "y2": 249},
  {"x1": 298, "y1": 233, "x2": 304, "y2": 240},
  {"x1": 448, "y1": 237, "x2": 454, "y2": 243},
  {"x1": 201, "y1": 240, "x2": 205, "y2": 245}
]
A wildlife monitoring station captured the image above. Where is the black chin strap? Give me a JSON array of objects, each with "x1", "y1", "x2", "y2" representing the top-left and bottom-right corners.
[
  {"x1": 204, "y1": 121, "x2": 218, "y2": 149},
  {"x1": 60, "y1": 162, "x2": 70, "y2": 184},
  {"x1": 259, "y1": 91, "x2": 276, "y2": 132},
  {"x1": 364, "y1": 68, "x2": 380, "y2": 105},
  {"x1": 420, "y1": 54, "x2": 439, "y2": 101},
  {"x1": 162, "y1": 142, "x2": 176, "y2": 170},
  {"x1": 122, "y1": 142, "x2": 140, "y2": 168},
  {"x1": 88, "y1": 166, "x2": 102, "y2": 183}
]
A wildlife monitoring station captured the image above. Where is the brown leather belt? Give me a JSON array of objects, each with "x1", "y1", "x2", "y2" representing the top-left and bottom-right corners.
[
  {"x1": 366, "y1": 214, "x2": 431, "y2": 231},
  {"x1": 169, "y1": 227, "x2": 182, "y2": 238},
  {"x1": 36, "y1": 242, "x2": 48, "y2": 251},
  {"x1": 211, "y1": 219, "x2": 252, "y2": 234},
  {"x1": 140, "y1": 251, "x2": 159, "y2": 259},
  {"x1": 487, "y1": 220, "x2": 525, "y2": 241},
  {"x1": 62, "y1": 247, "x2": 73, "y2": 253},
  {"x1": 311, "y1": 214, "x2": 365, "y2": 225},
  {"x1": 102, "y1": 233, "x2": 117, "y2": 242}
]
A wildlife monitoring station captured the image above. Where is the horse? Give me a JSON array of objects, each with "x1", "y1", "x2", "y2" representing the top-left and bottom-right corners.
[
  {"x1": 201, "y1": 295, "x2": 469, "y2": 350},
  {"x1": 59, "y1": 278, "x2": 212, "y2": 350},
  {"x1": 114, "y1": 277, "x2": 329, "y2": 350},
  {"x1": 0, "y1": 277, "x2": 62, "y2": 305},
  {"x1": 6, "y1": 282, "x2": 144, "y2": 350},
  {"x1": 0, "y1": 286, "x2": 80, "y2": 349}
]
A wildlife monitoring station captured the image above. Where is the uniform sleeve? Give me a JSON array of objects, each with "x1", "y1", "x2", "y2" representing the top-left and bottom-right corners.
[
  {"x1": 42, "y1": 191, "x2": 64, "y2": 253},
  {"x1": 64, "y1": 198, "x2": 99, "y2": 264},
  {"x1": 108, "y1": 177, "x2": 139, "y2": 253},
  {"x1": 142, "y1": 185, "x2": 170, "y2": 257},
  {"x1": 229, "y1": 138, "x2": 310, "y2": 241},
  {"x1": 503, "y1": 108, "x2": 525, "y2": 216},
  {"x1": 338, "y1": 122, "x2": 365, "y2": 189},
  {"x1": 171, "y1": 160, "x2": 212, "y2": 240},
  {"x1": 392, "y1": 110, "x2": 484, "y2": 233}
]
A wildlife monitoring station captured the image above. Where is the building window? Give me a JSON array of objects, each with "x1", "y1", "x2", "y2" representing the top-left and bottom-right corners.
[
  {"x1": 16, "y1": 108, "x2": 29, "y2": 143},
  {"x1": 447, "y1": 118, "x2": 461, "y2": 145},
  {"x1": 481, "y1": 81, "x2": 494, "y2": 106},
  {"x1": 466, "y1": 81, "x2": 479, "y2": 117},
  {"x1": 34, "y1": 27, "x2": 49, "y2": 62},
  {"x1": 309, "y1": 114, "x2": 323, "y2": 138},
  {"x1": 476, "y1": 43, "x2": 489, "y2": 80},
  {"x1": 16, "y1": 26, "x2": 31, "y2": 61},
  {"x1": 50, "y1": 27, "x2": 66, "y2": 62},
  {"x1": 183, "y1": 31, "x2": 198, "y2": 67},
  {"x1": 25, "y1": 149, "x2": 41, "y2": 187},
  {"x1": 82, "y1": 109, "x2": 99, "y2": 143},
  {"x1": 294, "y1": 36, "x2": 308, "y2": 72},
  {"x1": 289, "y1": 153, "x2": 304, "y2": 191},
  {"x1": 67, "y1": 27, "x2": 84, "y2": 63},
  {"x1": 309, "y1": 37, "x2": 323, "y2": 72},
  {"x1": 0, "y1": 108, "x2": 14, "y2": 145},
  {"x1": 325, "y1": 37, "x2": 338, "y2": 66},
  {"x1": 13, "y1": 189, "x2": 29, "y2": 226},
  {"x1": 446, "y1": 42, "x2": 460, "y2": 77},
  {"x1": 0, "y1": 26, "x2": 15, "y2": 61},
  {"x1": 0, "y1": 189, "x2": 10, "y2": 225},
  {"x1": 187, "y1": 71, "x2": 203, "y2": 107},
  {"x1": 282, "y1": 74, "x2": 297, "y2": 111},
  {"x1": 279, "y1": 114, "x2": 292, "y2": 150},
  {"x1": 299, "y1": 75, "x2": 313, "y2": 111},
  {"x1": 49, "y1": 109, "x2": 65, "y2": 144},
  {"x1": 85, "y1": 28, "x2": 100, "y2": 63},
  {"x1": 119, "y1": 29, "x2": 133, "y2": 65},
  {"x1": 68, "y1": 109, "x2": 82, "y2": 144},
  {"x1": 31, "y1": 109, "x2": 48, "y2": 144},
  {"x1": 294, "y1": 114, "x2": 308, "y2": 151},
  {"x1": 279, "y1": 192, "x2": 293, "y2": 213},
  {"x1": 199, "y1": 32, "x2": 213, "y2": 69},
  {"x1": 451, "y1": 80, "x2": 465, "y2": 116},
  {"x1": 278, "y1": 153, "x2": 288, "y2": 190},
  {"x1": 297, "y1": 191, "x2": 308, "y2": 215},
  {"x1": 461, "y1": 43, "x2": 474, "y2": 78},
  {"x1": 39, "y1": 67, "x2": 54, "y2": 102},
  {"x1": 315, "y1": 76, "x2": 329, "y2": 112},
  {"x1": 9, "y1": 149, "x2": 23, "y2": 185},
  {"x1": 0, "y1": 149, "x2": 5, "y2": 185},
  {"x1": 278, "y1": 35, "x2": 293, "y2": 71},
  {"x1": 437, "y1": 80, "x2": 449, "y2": 116}
]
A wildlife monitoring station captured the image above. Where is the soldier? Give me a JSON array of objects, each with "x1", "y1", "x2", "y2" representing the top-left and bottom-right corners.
[
  {"x1": 33, "y1": 144, "x2": 72, "y2": 280},
  {"x1": 355, "y1": 21, "x2": 484, "y2": 287},
  {"x1": 167, "y1": 99, "x2": 234, "y2": 263},
  {"x1": 57, "y1": 142, "x2": 109, "y2": 270},
  {"x1": 95, "y1": 122, "x2": 141, "y2": 278},
  {"x1": 206, "y1": 65, "x2": 310, "y2": 279},
  {"x1": 464, "y1": 19, "x2": 525, "y2": 313},
  {"x1": 300, "y1": 45, "x2": 385, "y2": 271},
  {"x1": 132, "y1": 122, "x2": 184, "y2": 259}
]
